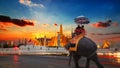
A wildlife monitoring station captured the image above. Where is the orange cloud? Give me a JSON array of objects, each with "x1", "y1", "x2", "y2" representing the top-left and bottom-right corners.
[
  {"x1": 91, "y1": 21, "x2": 111, "y2": 28},
  {"x1": 91, "y1": 19, "x2": 113, "y2": 28},
  {"x1": 0, "y1": 22, "x2": 13, "y2": 31},
  {"x1": 42, "y1": 24, "x2": 49, "y2": 27},
  {"x1": 0, "y1": 28, "x2": 7, "y2": 31},
  {"x1": 53, "y1": 23, "x2": 58, "y2": 27}
]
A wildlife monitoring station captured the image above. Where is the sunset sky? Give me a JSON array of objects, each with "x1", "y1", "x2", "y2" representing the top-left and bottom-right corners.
[{"x1": 0, "y1": 0, "x2": 120, "y2": 44}]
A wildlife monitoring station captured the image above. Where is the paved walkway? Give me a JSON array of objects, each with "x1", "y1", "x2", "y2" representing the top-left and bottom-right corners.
[{"x1": 0, "y1": 55, "x2": 120, "y2": 68}]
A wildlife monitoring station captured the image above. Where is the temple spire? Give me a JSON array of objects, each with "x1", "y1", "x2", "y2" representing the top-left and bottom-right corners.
[{"x1": 60, "y1": 24, "x2": 63, "y2": 35}]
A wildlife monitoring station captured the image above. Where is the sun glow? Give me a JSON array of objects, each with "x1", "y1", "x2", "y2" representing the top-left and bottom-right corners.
[{"x1": 34, "y1": 33, "x2": 44, "y2": 38}]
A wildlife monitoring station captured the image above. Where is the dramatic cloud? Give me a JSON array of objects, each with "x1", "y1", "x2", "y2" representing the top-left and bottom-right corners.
[
  {"x1": 0, "y1": 15, "x2": 11, "y2": 22},
  {"x1": 19, "y1": 0, "x2": 44, "y2": 8},
  {"x1": 91, "y1": 22, "x2": 110, "y2": 28},
  {"x1": 0, "y1": 15, "x2": 34, "y2": 27},
  {"x1": 12, "y1": 19, "x2": 34, "y2": 27},
  {"x1": 90, "y1": 19, "x2": 119, "y2": 28}
]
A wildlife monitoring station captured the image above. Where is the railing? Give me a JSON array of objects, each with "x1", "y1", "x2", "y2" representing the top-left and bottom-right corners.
[{"x1": 0, "y1": 47, "x2": 69, "y2": 55}]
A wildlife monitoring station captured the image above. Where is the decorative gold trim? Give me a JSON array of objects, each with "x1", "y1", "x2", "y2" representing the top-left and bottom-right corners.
[{"x1": 69, "y1": 34, "x2": 84, "y2": 51}]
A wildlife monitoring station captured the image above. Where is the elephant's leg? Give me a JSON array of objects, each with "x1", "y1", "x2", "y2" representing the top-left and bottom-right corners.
[
  {"x1": 91, "y1": 54, "x2": 104, "y2": 68},
  {"x1": 85, "y1": 58, "x2": 90, "y2": 68},
  {"x1": 73, "y1": 54, "x2": 81, "y2": 68}
]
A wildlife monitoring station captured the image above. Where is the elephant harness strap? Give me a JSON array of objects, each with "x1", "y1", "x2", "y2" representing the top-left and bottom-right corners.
[{"x1": 69, "y1": 34, "x2": 84, "y2": 51}]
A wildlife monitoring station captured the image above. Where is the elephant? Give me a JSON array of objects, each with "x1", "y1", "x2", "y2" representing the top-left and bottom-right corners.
[{"x1": 65, "y1": 36, "x2": 104, "y2": 68}]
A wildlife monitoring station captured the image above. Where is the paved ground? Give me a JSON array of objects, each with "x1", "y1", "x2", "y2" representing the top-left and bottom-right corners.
[{"x1": 0, "y1": 55, "x2": 120, "y2": 68}]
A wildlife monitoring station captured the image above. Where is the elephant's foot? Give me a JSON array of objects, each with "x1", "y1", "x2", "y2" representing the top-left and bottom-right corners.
[
  {"x1": 79, "y1": 67, "x2": 84, "y2": 68},
  {"x1": 75, "y1": 66, "x2": 84, "y2": 68},
  {"x1": 85, "y1": 66, "x2": 89, "y2": 68},
  {"x1": 98, "y1": 65, "x2": 104, "y2": 68}
]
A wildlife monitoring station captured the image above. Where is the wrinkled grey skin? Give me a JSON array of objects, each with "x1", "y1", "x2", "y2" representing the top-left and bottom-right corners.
[{"x1": 65, "y1": 37, "x2": 104, "y2": 68}]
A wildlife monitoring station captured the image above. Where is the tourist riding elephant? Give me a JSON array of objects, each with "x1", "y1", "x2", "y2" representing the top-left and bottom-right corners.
[{"x1": 65, "y1": 36, "x2": 104, "y2": 68}]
